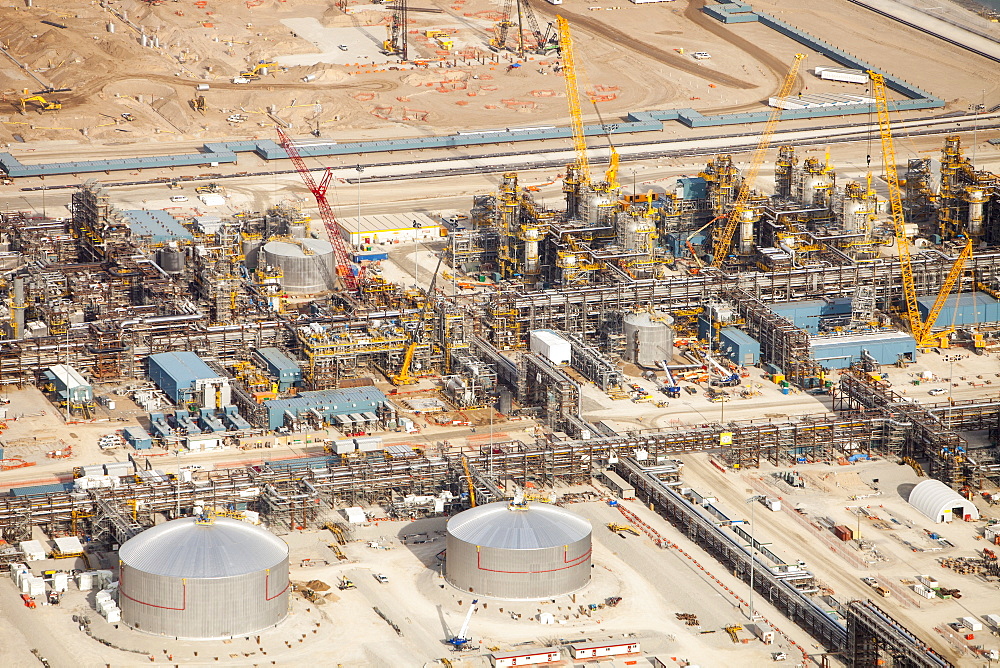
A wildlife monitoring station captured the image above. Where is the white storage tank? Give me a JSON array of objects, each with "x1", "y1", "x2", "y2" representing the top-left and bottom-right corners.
[
  {"x1": 529, "y1": 329, "x2": 571, "y2": 366},
  {"x1": 260, "y1": 238, "x2": 336, "y2": 293},
  {"x1": 118, "y1": 517, "x2": 289, "y2": 639},
  {"x1": 445, "y1": 501, "x2": 592, "y2": 599},
  {"x1": 622, "y1": 311, "x2": 674, "y2": 368}
]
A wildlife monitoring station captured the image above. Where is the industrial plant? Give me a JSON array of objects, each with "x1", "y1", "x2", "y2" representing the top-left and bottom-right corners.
[{"x1": 0, "y1": 0, "x2": 1000, "y2": 666}]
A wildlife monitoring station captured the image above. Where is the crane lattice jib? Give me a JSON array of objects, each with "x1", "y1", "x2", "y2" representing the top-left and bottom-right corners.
[
  {"x1": 710, "y1": 53, "x2": 805, "y2": 267},
  {"x1": 916, "y1": 239, "x2": 972, "y2": 346},
  {"x1": 556, "y1": 16, "x2": 590, "y2": 187},
  {"x1": 276, "y1": 127, "x2": 359, "y2": 292},
  {"x1": 869, "y1": 71, "x2": 919, "y2": 336},
  {"x1": 518, "y1": 0, "x2": 547, "y2": 51}
]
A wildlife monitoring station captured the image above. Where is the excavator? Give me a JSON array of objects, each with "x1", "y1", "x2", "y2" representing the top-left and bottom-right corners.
[
  {"x1": 391, "y1": 252, "x2": 444, "y2": 385},
  {"x1": 19, "y1": 95, "x2": 61, "y2": 113},
  {"x1": 240, "y1": 62, "x2": 277, "y2": 80}
]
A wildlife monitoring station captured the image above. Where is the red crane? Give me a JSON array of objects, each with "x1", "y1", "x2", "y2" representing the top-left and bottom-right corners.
[{"x1": 276, "y1": 127, "x2": 359, "y2": 292}]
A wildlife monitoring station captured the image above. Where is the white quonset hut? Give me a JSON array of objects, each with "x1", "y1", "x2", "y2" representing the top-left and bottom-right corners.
[
  {"x1": 445, "y1": 501, "x2": 592, "y2": 600},
  {"x1": 118, "y1": 517, "x2": 289, "y2": 639},
  {"x1": 908, "y1": 479, "x2": 980, "y2": 523}
]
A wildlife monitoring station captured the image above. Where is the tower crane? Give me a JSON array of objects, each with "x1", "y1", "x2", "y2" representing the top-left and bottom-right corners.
[
  {"x1": 276, "y1": 127, "x2": 360, "y2": 293},
  {"x1": 710, "y1": 53, "x2": 805, "y2": 267},
  {"x1": 447, "y1": 598, "x2": 479, "y2": 648}
]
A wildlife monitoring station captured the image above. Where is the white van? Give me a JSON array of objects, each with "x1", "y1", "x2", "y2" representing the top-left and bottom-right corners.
[{"x1": 170, "y1": 195, "x2": 189, "y2": 203}]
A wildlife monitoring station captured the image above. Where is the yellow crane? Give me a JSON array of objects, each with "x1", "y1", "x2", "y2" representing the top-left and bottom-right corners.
[
  {"x1": 391, "y1": 252, "x2": 445, "y2": 385},
  {"x1": 461, "y1": 455, "x2": 477, "y2": 507},
  {"x1": 913, "y1": 238, "x2": 972, "y2": 347},
  {"x1": 869, "y1": 70, "x2": 923, "y2": 341},
  {"x1": 19, "y1": 95, "x2": 61, "y2": 113},
  {"x1": 556, "y1": 15, "x2": 590, "y2": 190},
  {"x1": 710, "y1": 53, "x2": 805, "y2": 267}
]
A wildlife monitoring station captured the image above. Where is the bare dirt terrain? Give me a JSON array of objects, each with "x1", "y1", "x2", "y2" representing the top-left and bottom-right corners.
[{"x1": 1, "y1": 0, "x2": 995, "y2": 150}]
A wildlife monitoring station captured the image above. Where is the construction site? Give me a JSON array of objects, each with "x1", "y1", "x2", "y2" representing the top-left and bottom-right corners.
[{"x1": 3, "y1": 0, "x2": 1000, "y2": 666}]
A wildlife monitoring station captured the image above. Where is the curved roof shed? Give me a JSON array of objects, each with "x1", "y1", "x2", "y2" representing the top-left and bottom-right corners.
[{"x1": 908, "y1": 479, "x2": 979, "y2": 523}]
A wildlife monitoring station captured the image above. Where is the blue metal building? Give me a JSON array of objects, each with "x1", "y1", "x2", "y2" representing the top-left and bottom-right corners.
[
  {"x1": 264, "y1": 387, "x2": 393, "y2": 431},
  {"x1": 717, "y1": 327, "x2": 761, "y2": 365},
  {"x1": 123, "y1": 425, "x2": 153, "y2": 450},
  {"x1": 916, "y1": 292, "x2": 1000, "y2": 327},
  {"x1": 252, "y1": 348, "x2": 303, "y2": 391},
  {"x1": 810, "y1": 331, "x2": 916, "y2": 369},
  {"x1": 147, "y1": 351, "x2": 231, "y2": 407},
  {"x1": 771, "y1": 298, "x2": 852, "y2": 334}
]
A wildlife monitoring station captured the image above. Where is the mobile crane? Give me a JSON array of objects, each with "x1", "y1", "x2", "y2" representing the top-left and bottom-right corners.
[
  {"x1": 447, "y1": 598, "x2": 479, "y2": 648},
  {"x1": 710, "y1": 54, "x2": 805, "y2": 267}
]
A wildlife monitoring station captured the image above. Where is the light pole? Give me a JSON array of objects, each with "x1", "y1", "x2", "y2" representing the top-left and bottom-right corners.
[
  {"x1": 746, "y1": 494, "x2": 766, "y2": 622},
  {"x1": 412, "y1": 220, "x2": 422, "y2": 287},
  {"x1": 356, "y1": 165, "x2": 364, "y2": 250}
]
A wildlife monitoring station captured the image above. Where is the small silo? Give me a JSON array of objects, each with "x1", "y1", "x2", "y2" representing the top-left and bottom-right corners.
[
  {"x1": 622, "y1": 311, "x2": 674, "y2": 368},
  {"x1": 445, "y1": 501, "x2": 592, "y2": 600},
  {"x1": 260, "y1": 238, "x2": 335, "y2": 293},
  {"x1": 156, "y1": 247, "x2": 186, "y2": 275},
  {"x1": 118, "y1": 517, "x2": 289, "y2": 639}
]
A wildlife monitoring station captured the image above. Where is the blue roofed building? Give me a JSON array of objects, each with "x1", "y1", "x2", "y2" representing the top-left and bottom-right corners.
[
  {"x1": 264, "y1": 387, "x2": 394, "y2": 431},
  {"x1": 123, "y1": 210, "x2": 194, "y2": 244},
  {"x1": 252, "y1": 347, "x2": 303, "y2": 391},
  {"x1": 810, "y1": 331, "x2": 916, "y2": 369},
  {"x1": 916, "y1": 292, "x2": 1000, "y2": 328}
]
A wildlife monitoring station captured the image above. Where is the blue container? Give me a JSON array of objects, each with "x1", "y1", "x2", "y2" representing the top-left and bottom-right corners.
[{"x1": 781, "y1": 387, "x2": 791, "y2": 395}]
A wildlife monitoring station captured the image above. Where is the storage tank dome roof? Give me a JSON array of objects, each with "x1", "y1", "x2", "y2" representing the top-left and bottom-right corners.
[
  {"x1": 119, "y1": 517, "x2": 288, "y2": 578},
  {"x1": 447, "y1": 501, "x2": 591, "y2": 549}
]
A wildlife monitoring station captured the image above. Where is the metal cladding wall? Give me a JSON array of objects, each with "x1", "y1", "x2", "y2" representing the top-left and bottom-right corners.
[
  {"x1": 445, "y1": 502, "x2": 592, "y2": 600},
  {"x1": 260, "y1": 238, "x2": 335, "y2": 293},
  {"x1": 118, "y1": 518, "x2": 289, "y2": 639}
]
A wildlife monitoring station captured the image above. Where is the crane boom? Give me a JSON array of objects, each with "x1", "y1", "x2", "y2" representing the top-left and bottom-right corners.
[
  {"x1": 914, "y1": 239, "x2": 972, "y2": 346},
  {"x1": 556, "y1": 15, "x2": 590, "y2": 189},
  {"x1": 276, "y1": 128, "x2": 359, "y2": 293},
  {"x1": 448, "y1": 598, "x2": 479, "y2": 647},
  {"x1": 711, "y1": 53, "x2": 805, "y2": 267},
  {"x1": 869, "y1": 71, "x2": 921, "y2": 338}
]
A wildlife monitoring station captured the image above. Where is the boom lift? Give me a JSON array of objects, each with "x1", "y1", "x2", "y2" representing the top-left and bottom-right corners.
[
  {"x1": 276, "y1": 127, "x2": 360, "y2": 293},
  {"x1": 710, "y1": 53, "x2": 805, "y2": 267},
  {"x1": 447, "y1": 598, "x2": 479, "y2": 648}
]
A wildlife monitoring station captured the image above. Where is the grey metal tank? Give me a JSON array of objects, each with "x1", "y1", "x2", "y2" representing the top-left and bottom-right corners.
[
  {"x1": 118, "y1": 517, "x2": 289, "y2": 640},
  {"x1": 157, "y1": 247, "x2": 185, "y2": 275},
  {"x1": 260, "y1": 238, "x2": 335, "y2": 293},
  {"x1": 445, "y1": 501, "x2": 592, "y2": 600},
  {"x1": 622, "y1": 311, "x2": 674, "y2": 368}
]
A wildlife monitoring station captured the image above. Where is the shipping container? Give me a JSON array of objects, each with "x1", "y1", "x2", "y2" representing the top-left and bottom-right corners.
[
  {"x1": 833, "y1": 525, "x2": 854, "y2": 541},
  {"x1": 529, "y1": 329, "x2": 571, "y2": 366}
]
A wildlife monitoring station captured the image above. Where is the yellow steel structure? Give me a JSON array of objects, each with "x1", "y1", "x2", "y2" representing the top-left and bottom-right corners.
[
  {"x1": 711, "y1": 53, "x2": 805, "y2": 267},
  {"x1": 869, "y1": 70, "x2": 921, "y2": 338},
  {"x1": 461, "y1": 454, "x2": 477, "y2": 507},
  {"x1": 556, "y1": 15, "x2": 590, "y2": 188},
  {"x1": 913, "y1": 239, "x2": 973, "y2": 347}
]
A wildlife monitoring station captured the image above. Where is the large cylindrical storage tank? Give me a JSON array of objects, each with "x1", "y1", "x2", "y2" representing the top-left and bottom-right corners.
[
  {"x1": 118, "y1": 517, "x2": 289, "y2": 640},
  {"x1": 622, "y1": 311, "x2": 674, "y2": 368},
  {"x1": 260, "y1": 238, "x2": 335, "y2": 293},
  {"x1": 445, "y1": 501, "x2": 592, "y2": 600},
  {"x1": 157, "y1": 247, "x2": 185, "y2": 275}
]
